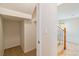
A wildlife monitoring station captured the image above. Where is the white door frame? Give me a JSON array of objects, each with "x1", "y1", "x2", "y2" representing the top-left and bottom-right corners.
[
  {"x1": 0, "y1": 16, "x2": 4, "y2": 56},
  {"x1": 36, "y1": 4, "x2": 42, "y2": 56}
]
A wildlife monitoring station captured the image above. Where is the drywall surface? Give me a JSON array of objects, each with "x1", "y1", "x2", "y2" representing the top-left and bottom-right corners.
[
  {"x1": 0, "y1": 16, "x2": 4, "y2": 55},
  {"x1": 23, "y1": 20, "x2": 36, "y2": 53},
  {"x1": 4, "y1": 19, "x2": 21, "y2": 49},
  {"x1": 20, "y1": 21, "x2": 24, "y2": 51},
  {"x1": 21, "y1": 8, "x2": 36, "y2": 53},
  {"x1": 38, "y1": 4, "x2": 57, "y2": 56}
]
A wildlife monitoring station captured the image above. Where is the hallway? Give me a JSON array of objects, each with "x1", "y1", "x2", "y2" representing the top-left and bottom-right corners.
[{"x1": 4, "y1": 46, "x2": 36, "y2": 56}]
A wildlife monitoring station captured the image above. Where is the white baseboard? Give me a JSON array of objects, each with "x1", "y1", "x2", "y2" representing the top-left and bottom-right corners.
[
  {"x1": 4, "y1": 43, "x2": 20, "y2": 49},
  {"x1": 23, "y1": 48, "x2": 36, "y2": 53}
]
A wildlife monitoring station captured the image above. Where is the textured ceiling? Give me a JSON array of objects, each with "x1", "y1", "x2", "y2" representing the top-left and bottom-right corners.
[{"x1": 58, "y1": 3, "x2": 79, "y2": 20}]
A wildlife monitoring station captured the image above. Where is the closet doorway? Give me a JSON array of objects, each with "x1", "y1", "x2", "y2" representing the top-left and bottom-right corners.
[{"x1": 1, "y1": 14, "x2": 37, "y2": 56}]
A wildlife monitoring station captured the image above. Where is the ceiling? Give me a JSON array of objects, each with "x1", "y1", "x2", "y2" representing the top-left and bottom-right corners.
[
  {"x1": 0, "y1": 3, "x2": 36, "y2": 21},
  {"x1": 58, "y1": 3, "x2": 79, "y2": 20},
  {"x1": 0, "y1": 3, "x2": 36, "y2": 15}
]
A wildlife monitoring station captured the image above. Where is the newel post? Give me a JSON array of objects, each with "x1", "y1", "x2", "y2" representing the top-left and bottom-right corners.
[{"x1": 64, "y1": 28, "x2": 66, "y2": 50}]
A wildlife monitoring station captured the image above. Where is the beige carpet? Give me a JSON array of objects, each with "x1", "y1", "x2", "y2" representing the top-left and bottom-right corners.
[
  {"x1": 4, "y1": 46, "x2": 36, "y2": 56},
  {"x1": 58, "y1": 42, "x2": 79, "y2": 56}
]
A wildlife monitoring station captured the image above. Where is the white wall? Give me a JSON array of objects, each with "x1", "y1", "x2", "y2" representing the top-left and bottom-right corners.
[
  {"x1": 3, "y1": 19, "x2": 21, "y2": 49},
  {"x1": 0, "y1": 16, "x2": 4, "y2": 55},
  {"x1": 20, "y1": 7, "x2": 36, "y2": 53},
  {"x1": 20, "y1": 21, "x2": 24, "y2": 51},
  {"x1": 23, "y1": 20, "x2": 36, "y2": 53},
  {"x1": 3, "y1": 17, "x2": 36, "y2": 52},
  {"x1": 38, "y1": 4, "x2": 57, "y2": 56},
  {"x1": 60, "y1": 18, "x2": 79, "y2": 44}
]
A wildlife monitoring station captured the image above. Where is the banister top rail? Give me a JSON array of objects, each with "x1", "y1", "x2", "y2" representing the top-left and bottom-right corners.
[{"x1": 57, "y1": 25, "x2": 64, "y2": 31}]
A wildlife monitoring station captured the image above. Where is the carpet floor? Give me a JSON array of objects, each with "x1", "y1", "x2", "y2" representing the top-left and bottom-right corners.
[{"x1": 4, "y1": 46, "x2": 36, "y2": 56}]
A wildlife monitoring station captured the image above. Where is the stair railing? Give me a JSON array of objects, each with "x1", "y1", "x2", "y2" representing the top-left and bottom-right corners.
[{"x1": 57, "y1": 25, "x2": 66, "y2": 50}]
